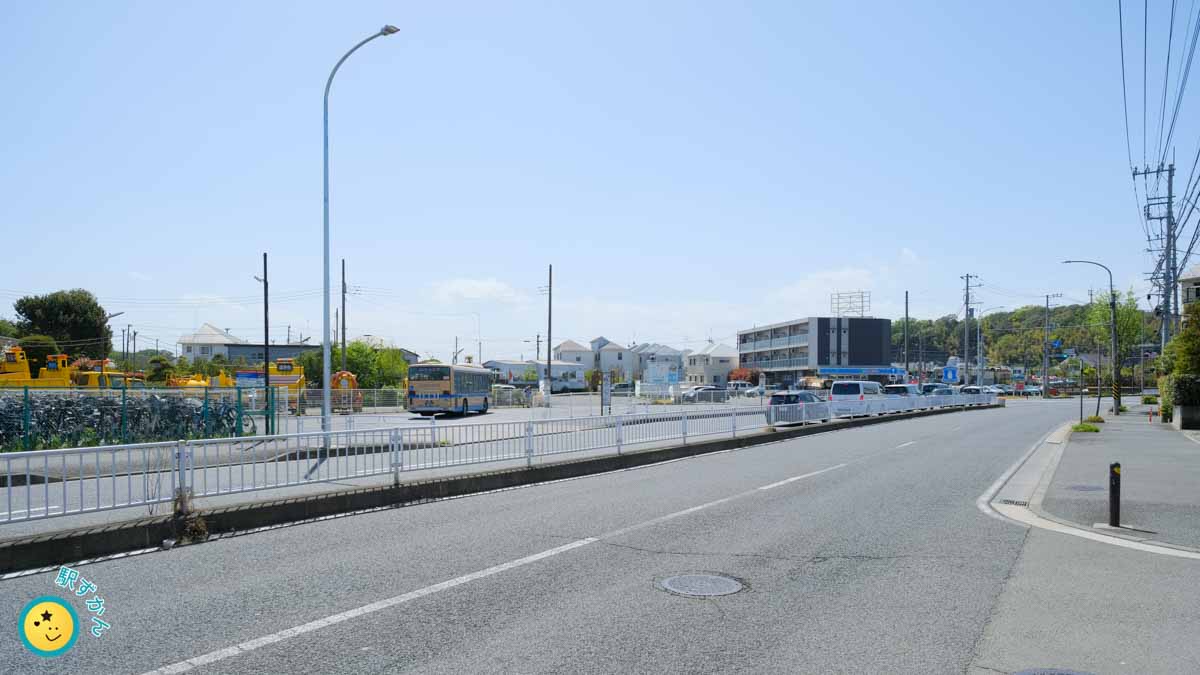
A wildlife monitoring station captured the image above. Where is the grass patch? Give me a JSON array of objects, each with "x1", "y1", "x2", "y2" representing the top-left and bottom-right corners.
[
  {"x1": 1072, "y1": 422, "x2": 1101, "y2": 433},
  {"x1": 1118, "y1": 405, "x2": 1129, "y2": 412},
  {"x1": 1142, "y1": 395, "x2": 1159, "y2": 405},
  {"x1": 1083, "y1": 415, "x2": 1105, "y2": 423}
]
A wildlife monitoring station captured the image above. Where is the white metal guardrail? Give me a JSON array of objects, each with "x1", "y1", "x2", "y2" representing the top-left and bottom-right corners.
[{"x1": 0, "y1": 394, "x2": 995, "y2": 525}]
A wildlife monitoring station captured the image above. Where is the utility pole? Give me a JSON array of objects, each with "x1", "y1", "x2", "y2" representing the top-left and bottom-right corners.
[
  {"x1": 287, "y1": 325, "x2": 291, "y2": 344},
  {"x1": 904, "y1": 291, "x2": 909, "y2": 380},
  {"x1": 257, "y1": 253, "x2": 271, "y2": 434},
  {"x1": 132, "y1": 330, "x2": 137, "y2": 367},
  {"x1": 453, "y1": 336, "x2": 459, "y2": 364},
  {"x1": 961, "y1": 274, "x2": 980, "y2": 384},
  {"x1": 341, "y1": 258, "x2": 347, "y2": 372},
  {"x1": 1043, "y1": 293, "x2": 1062, "y2": 398},
  {"x1": 546, "y1": 264, "x2": 553, "y2": 399},
  {"x1": 1135, "y1": 162, "x2": 1176, "y2": 346}
]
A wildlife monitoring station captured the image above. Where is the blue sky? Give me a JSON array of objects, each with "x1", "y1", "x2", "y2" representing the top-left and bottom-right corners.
[{"x1": 0, "y1": 2, "x2": 1187, "y2": 361}]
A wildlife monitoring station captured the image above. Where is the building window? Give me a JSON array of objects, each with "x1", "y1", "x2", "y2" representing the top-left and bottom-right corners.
[
  {"x1": 185, "y1": 345, "x2": 193, "y2": 354},
  {"x1": 200, "y1": 345, "x2": 211, "y2": 356},
  {"x1": 617, "y1": 353, "x2": 622, "y2": 361},
  {"x1": 712, "y1": 375, "x2": 718, "y2": 383}
]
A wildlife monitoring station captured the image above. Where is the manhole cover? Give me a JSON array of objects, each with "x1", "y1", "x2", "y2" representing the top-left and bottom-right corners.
[
  {"x1": 1013, "y1": 669, "x2": 1096, "y2": 675},
  {"x1": 660, "y1": 574, "x2": 744, "y2": 597},
  {"x1": 1067, "y1": 484, "x2": 1105, "y2": 492}
]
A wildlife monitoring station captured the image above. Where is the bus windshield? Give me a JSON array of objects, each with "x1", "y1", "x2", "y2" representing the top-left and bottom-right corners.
[{"x1": 409, "y1": 366, "x2": 450, "y2": 381}]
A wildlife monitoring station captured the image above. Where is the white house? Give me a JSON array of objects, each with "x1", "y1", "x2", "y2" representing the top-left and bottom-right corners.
[
  {"x1": 597, "y1": 342, "x2": 633, "y2": 381},
  {"x1": 177, "y1": 323, "x2": 245, "y2": 362},
  {"x1": 685, "y1": 342, "x2": 738, "y2": 386},
  {"x1": 552, "y1": 339, "x2": 592, "y2": 367}
]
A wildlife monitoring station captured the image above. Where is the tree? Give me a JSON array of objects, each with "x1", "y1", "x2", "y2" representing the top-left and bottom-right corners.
[
  {"x1": 0, "y1": 317, "x2": 19, "y2": 339},
  {"x1": 146, "y1": 355, "x2": 175, "y2": 383},
  {"x1": 1172, "y1": 303, "x2": 1200, "y2": 375},
  {"x1": 522, "y1": 366, "x2": 539, "y2": 382},
  {"x1": 292, "y1": 342, "x2": 408, "y2": 389},
  {"x1": 13, "y1": 289, "x2": 113, "y2": 359},
  {"x1": 19, "y1": 335, "x2": 59, "y2": 378},
  {"x1": 728, "y1": 367, "x2": 761, "y2": 384}
]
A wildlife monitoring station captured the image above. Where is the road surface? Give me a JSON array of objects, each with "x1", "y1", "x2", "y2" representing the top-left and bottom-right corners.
[{"x1": 2, "y1": 400, "x2": 1197, "y2": 673}]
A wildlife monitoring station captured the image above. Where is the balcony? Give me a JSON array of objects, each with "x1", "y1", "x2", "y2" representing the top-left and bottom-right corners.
[
  {"x1": 739, "y1": 334, "x2": 808, "y2": 352},
  {"x1": 747, "y1": 357, "x2": 809, "y2": 370}
]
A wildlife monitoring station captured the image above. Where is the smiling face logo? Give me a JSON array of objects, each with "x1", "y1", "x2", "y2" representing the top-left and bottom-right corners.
[{"x1": 18, "y1": 596, "x2": 78, "y2": 657}]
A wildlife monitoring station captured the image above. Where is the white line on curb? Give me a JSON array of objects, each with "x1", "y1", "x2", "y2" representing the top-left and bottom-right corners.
[{"x1": 895, "y1": 441, "x2": 915, "y2": 449}]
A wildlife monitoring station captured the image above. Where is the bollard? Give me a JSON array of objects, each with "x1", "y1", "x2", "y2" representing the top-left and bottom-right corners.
[{"x1": 1109, "y1": 462, "x2": 1121, "y2": 527}]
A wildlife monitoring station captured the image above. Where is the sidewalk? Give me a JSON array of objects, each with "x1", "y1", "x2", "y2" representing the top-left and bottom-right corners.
[{"x1": 1040, "y1": 403, "x2": 1200, "y2": 549}]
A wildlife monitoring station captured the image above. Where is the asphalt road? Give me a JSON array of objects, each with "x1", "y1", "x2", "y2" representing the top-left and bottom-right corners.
[{"x1": 3, "y1": 400, "x2": 1197, "y2": 673}]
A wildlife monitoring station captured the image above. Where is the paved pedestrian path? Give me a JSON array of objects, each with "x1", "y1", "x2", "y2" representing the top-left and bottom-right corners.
[{"x1": 1041, "y1": 403, "x2": 1200, "y2": 548}]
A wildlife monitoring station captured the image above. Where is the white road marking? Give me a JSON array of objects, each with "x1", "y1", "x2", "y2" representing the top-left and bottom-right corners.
[
  {"x1": 895, "y1": 441, "x2": 916, "y2": 449},
  {"x1": 757, "y1": 463, "x2": 847, "y2": 491},
  {"x1": 142, "y1": 461, "x2": 847, "y2": 674},
  {"x1": 142, "y1": 538, "x2": 598, "y2": 674}
]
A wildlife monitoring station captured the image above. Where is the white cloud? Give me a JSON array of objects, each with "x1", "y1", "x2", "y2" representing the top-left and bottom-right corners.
[{"x1": 430, "y1": 278, "x2": 528, "y2": 306}]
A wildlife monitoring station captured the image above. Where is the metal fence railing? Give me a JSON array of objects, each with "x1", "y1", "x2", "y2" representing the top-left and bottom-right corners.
[{"x1": 0, "y1": 394, "x2": 996, "y2": 525}]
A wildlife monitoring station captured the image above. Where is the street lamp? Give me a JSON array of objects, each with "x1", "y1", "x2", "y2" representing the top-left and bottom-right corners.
[
  {"x1": 322, "y1": 25, "x2": 399, "y2": 435},
  {"x1": 1063, "y1": 259, "x2": 1121, "y2": 415}
]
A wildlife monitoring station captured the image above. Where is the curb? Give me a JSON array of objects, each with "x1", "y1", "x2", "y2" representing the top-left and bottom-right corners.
[{"x1": 0, "y1": 402, "x2": 1003, "y2": 574}]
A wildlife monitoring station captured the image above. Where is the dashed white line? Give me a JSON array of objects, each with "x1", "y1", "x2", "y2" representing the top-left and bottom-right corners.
[
  {"x1": 757, "y1": 463, "x2": 847, "y2": 491},
  {"x1": 895, "y1": 441, "x2": 916, "y2": 449}
]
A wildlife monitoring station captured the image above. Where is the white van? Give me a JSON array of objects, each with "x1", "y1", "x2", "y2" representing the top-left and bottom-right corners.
[
  {"x1": 829, "y1": 380, "x2": 884, "y2": 416},
  {"x1": 830, "y1": 380, "x2": 884, "y2": 401}
]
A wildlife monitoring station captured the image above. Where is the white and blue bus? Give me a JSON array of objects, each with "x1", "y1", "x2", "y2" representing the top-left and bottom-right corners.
[{"x1": 407, "y1": 362, "x2": 493, "y2": 415}]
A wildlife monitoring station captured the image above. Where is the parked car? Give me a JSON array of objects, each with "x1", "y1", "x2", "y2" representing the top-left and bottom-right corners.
[
  {"x1": 727, "y1": 380, "x2": 754, "y2": 396},
  {"x1": 769, "y1": 390, "x2": 825, "y2": 405},
  {"x1": 830, "y1": 380, "x2": 885, "y2": 401},
  {"x1": 682, "y1": 386, "x2": 728, "y2": 402},
  {"x1": 884, "y1": 384, "x2": 922, "y2": 397},
  {"x1": 960, "y1": 385, "x2": 984, "y2": 394},
  {"x1": 929, "y1": 387, "x2": 954, "y2": 395},
  {"x1": 768, "y1": 390, "x2": 831, "y2": 423},
  {"x1": 610, "y1": 382, "x2": 635, "y2": 396},
  {"x1": 920, "y1": 382, "x2": 948, "y2": 395}
]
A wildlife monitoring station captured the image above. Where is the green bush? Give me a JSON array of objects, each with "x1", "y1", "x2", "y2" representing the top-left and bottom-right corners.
[
  {"x1": 1083, "y1": 415, "x2": 1105, "y2": 423},
  {"x1": 1142, "y1": 395, "x2": 1159, "y2": 405},
  {"x1": 1172, "y1": 375, "x2": 1200, "y2": 406},
  {"x1": 1071, "y1": 422, "x2": 1100, "y2": 433},
  {"x1": 1159, "y1": 375, "x2": 1175, "y2": 423},
  {"x1": 1119, "y1": 405, "x2": 1129, "y2": 412}
]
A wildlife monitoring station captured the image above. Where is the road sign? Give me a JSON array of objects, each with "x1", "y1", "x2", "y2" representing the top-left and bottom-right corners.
[
  {"x1": 942, "y1": 366, "x2": 958, "y2": 383},
  {"x1": 1063, "y1": 348, "x2": 1076, "y2": 357},
  {"x1": 1052, "y1": 339, "x2": 1062, "y2": 349}
]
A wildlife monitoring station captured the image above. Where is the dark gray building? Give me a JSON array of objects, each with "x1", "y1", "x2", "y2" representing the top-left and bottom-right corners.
[
  {"x1": 226, "y1": 343, "x2": 320, "y2": 363},
  {"x1": 737, "y1": 316, "x2": 899, "y2": 387}
]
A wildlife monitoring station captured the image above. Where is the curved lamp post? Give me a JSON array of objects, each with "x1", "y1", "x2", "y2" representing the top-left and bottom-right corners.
[
  {"x1": 322, "y1": 25, "x2": 399, "y2": 434},
  {"x1": 1063, "y1": 259, "x2": 1121, "y2": 415}
]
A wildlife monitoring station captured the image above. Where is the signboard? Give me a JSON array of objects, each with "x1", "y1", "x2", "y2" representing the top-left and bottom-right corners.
[
  {"x1": 1015, "y1": 381, "x2": 1025, "y2": 391},
  {"x1": 644, "y1": 362, "x2": 681, "y2": 385},
  {"x1": 1012, "y1": 366, "x2": 1025, "y2": 381},
  {"x1": 1052, "y1": 339, "x2": 1062, "y2": 349},
  {"x1": 1063, "y1": 348, "x2": 1076, "y2": 357},
  {"x1": 817, "y1": 366, "x2": 905, "y2": 376},
  {"x1": 601, "y1": 372, "x2": 611, "y2": 412},
  {"x1": 942, "y1": 366, "x2": 958, "y2": 383}
]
